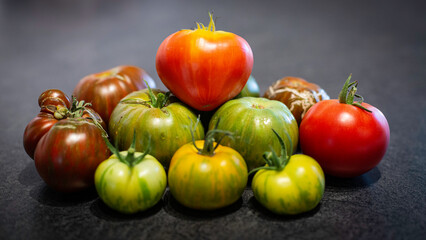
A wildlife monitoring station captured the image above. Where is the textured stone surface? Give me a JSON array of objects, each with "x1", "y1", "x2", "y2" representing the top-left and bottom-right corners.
[{"x1": 0, "y1": 0, "x2": 425, "y2": 239}]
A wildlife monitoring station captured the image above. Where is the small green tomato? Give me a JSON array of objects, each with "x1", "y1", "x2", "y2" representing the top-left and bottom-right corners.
[
  {"x1": 95, "y1": 136, "x2": 167, "y2": 214},
  {"x1": 250, "y1": 129, "x2": 325, "y2": 215}
]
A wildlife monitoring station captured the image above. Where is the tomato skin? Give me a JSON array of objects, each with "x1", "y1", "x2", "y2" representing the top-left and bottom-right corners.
[
  {"x1": 23, "y1": 112, "x2": 58, "y2": 159},
  {"x1": 73, "y1": 65, "x2": 155, "y2": 125},
  {"x1": 34, "y1": 119, "x2": 110, "y2": 192},
  {"x1": 252, "y1": 154, "x2": 325, "y2": 215},
  {"x1": 300, "y1": 100, "x2": 390, "y2": 177},
  {"x1": 95, "y1": 152, "x2": 167, "y2": 214},
  {"x1": 235, "y1": 75, "x2": 260, "y2": 98},
  {"x1": 208, "y1": 97, "x2": 298, "y2": 171},
  {"x1": 24, "y1": 89, "x2": 71, "y2": 159},
  {"x1": 263, "y1": 77, "x2": 329, "y2": 125},
  {"x1": 168, "y1": 140, "x2": 248, "y2": 210},
  {"x1": 156, "y1": 28, "x2": 253, "y2": 111},
  {"x1": 38, "y1": 89, "x2": 71, "y2": 109},
  {"x1": 108, "y1": 89, "x2": 205, "y2": 168}
]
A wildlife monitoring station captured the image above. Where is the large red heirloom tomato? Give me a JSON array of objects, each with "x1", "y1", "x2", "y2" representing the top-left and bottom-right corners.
[
  {"x1": 23, "y1": 89, "x2": 110, "y2": 192},
  {"x1": 73, "y1": 65, "x2": 155, "y2": 125},
  {"x1": 300, "y1": 75, "x2": 390, "y2": 178},
  {"x1": 156, "y1": 13, "x2": 253, "y2": 111}
]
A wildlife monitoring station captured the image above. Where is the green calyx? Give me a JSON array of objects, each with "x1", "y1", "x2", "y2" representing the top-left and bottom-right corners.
[
  {"x1": 338, "y1": 74, "x2": 372, "y2": 112},
  {"x1": 248, "y1": 129, "x2": 293, "y2": 175},
  {"x1": 195, "y1": 12, "x2": 216, "y2": 32},
  {"x1": 145, "y1": 80, "x2": 171, "y2": 108},
  {"x1": 190, "y1": 117, "x2": 233, "y2": 157},
  {"x1": 53, "y1": 96, "x2": 91, "y2": 120},
  {"x1": 121, "y1": 80, "x2": 171, "y2": 108},
  {"x1": 104, "y1": 132, "x2": 150, "y2": 168},
  {"x1": 53, "y1": 96, "x2": 108, "y2": 138}
]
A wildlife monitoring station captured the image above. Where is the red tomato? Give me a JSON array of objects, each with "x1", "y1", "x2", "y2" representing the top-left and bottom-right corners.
[
  {"x1": 23, "y1": 89, "x2": 110, "y2": 192},
  {"x1": 73, "y1": 65, "x2": 155, "y2": 125},
  {"x1": 299, "y1": 76, "x2": 390, "y2": 177},
  {"x1": 156, "y1": 13, "x2": 253, "y2": 111}
]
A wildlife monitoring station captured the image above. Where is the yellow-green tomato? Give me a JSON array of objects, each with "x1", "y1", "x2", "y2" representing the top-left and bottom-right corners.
[
  {"x1": 168, "y1": 140, "x2": 248, "y2": 210},
  {"x1": 95, "y1": 152, "x2": 167, "y2": 214},
  {"x1": 252, "y1": 154, "x2": 325, "y2": 215}
]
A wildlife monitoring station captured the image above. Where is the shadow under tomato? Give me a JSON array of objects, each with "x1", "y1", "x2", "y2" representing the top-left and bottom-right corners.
[
  {"x1": 29, "y1": 183, "x2": 98, "y2": 207},
  {"x1": 163, "y1": 190, "x2": 242, "y2": 220},
  {"x1": 247, "y1": 196, "x2": 321, "y2": 221},
  {"x1": 18, "y1": 162, "x2": 43, "y2": 187},
  {"x1": 90, "y1": 198, "x2": 163, "y2": 221},
  {"x1": 325, "y1": 167, "x2": 381, "y2": 192}
]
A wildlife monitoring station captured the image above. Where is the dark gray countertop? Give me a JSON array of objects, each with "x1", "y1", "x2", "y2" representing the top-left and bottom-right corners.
[{"x1": 1, "y1": 0, "x2": 425, "y2": 239}]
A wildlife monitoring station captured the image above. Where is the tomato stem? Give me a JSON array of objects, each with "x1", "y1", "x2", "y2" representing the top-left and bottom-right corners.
[
  {"x1": 144, "y1": 80, "x2": 171, "y2": 108},
  {"x1": 189, "y1": 116, "x2": 203, "y2": 153},
  {"x1": 69, "y1": 96, "x2": 92, "y2": 118},
  {"x1": 195, "y1": 12, "x2": 216, "y2": 32},
  {"x1": 338, "y1": 74, "x2": 372, "y2": 112},
  {"x1": 190, "y1": 118, "x2": 233, "y2": 156},
  {"x1": 248, "y1": 129, "x2": 292, "y2": 175},
  {"x1": 52, "y1": 96, "x2": 108, "y2": 138},
  {"x1": 103, "y1": 132, "x2": 151, "y2": 168}
]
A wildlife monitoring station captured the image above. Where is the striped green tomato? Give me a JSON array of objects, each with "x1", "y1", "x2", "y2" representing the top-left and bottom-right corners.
[
  {"x1": 252, "y1": 154, "x2": 325, "y2": 215},
  {"x1": 208, "y1": 97, "x2": 298, "y2": 171},
  {"x1": 250, "y1": 130, "x2": 324, "y2": 215},
  {"x1": 95, "y1": 147, "x2": 167, "y2": 214},
  {"x1": 168, "y1": 137, "x2": 248, "y2": 210},
  {"x1": 108, "y1": 87, "x2": 204, "y2": 169}
]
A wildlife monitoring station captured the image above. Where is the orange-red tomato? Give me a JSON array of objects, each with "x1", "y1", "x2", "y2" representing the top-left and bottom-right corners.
[{"x1": 156, "y1": 14, "x2": 253, "y2": 111}]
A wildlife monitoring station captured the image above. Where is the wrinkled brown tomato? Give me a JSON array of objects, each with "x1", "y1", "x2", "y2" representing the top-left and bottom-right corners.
[
  {"x1": 72, "y1": 65, "x2": 155, "y2": 126},
  {"x1": 264, "y1": 77, "x2": 329, "y2": 125}
]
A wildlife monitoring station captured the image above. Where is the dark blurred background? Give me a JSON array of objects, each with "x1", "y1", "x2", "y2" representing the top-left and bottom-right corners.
[{"x1": 1, "y1": 0, "x2": 425, "y2": 239}]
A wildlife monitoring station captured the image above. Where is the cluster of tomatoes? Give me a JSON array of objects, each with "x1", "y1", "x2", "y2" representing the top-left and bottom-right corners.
[{"x1": 23, "y1": 14, "x2": 390, "y2": 215}]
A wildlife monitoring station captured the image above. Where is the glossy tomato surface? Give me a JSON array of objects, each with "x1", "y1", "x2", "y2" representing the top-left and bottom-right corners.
[
  {"x1": 156, "y1": 17, "x2": 253, "y2": 111},
  {"x1": 35, "y1": 119, "x2": 110, "y2": 192},
  {"x1": 252, "y1": 154, "x2": 325, "y2": 215},
  {"x1": 208, "y1": 97, "x2": 298, "y2": 171},
  {"x1": 95, "y1": 151, "x2": 167, "y2": 214},
  {"x1": 24, "y1": 89, "x2": 71, "y2": 159},
  {"x1": 300, "y1": 100, "x2": 390, "y2": 177},
  {"x1": 168, "y1": 140, "x2": 248, "y2": 210},
  {"x1": 108, "y1": 89, "x2": 204, "y2": 169},
  {"x1": 73, "y1": 65, "x2": 155, "y2": 125}
]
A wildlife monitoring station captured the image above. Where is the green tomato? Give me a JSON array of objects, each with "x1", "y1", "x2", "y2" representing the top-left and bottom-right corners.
[
  {"x1": 208, "y1": 97, "x2": 298, "y2": 171},
  {"x1": 109, "y1": 88, "x2": 204, "y2": 169},
  {"x1": 235, "y1": 75, "x2": 260, "y2": 98},
  {"x1": 95, "y1": 149, "x2": 167, "y2": 214},
  {"x1": 252, "y1": 154, "x2": 325, "y2": 215}
]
